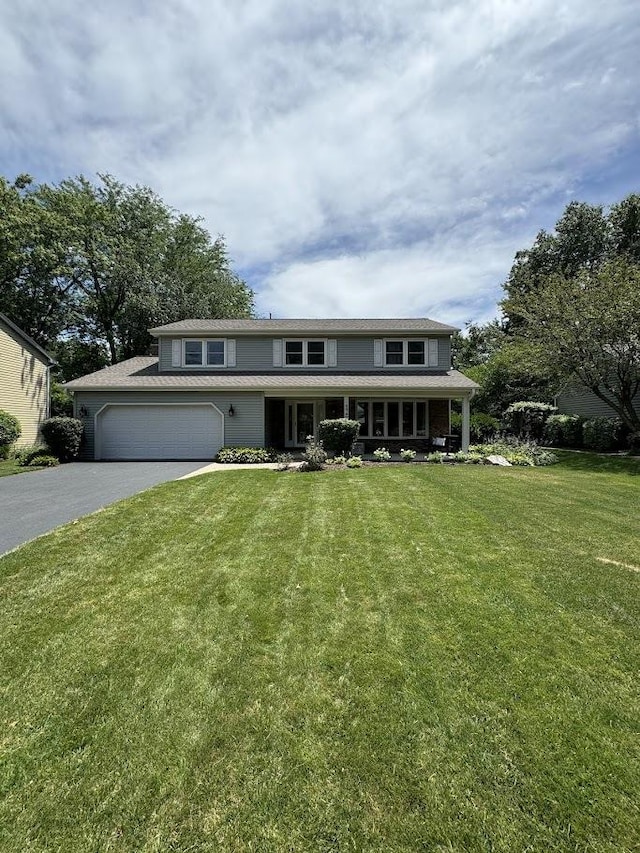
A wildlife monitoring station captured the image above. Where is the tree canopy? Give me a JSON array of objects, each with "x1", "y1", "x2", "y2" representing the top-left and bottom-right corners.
[
  {"x1": 0, "y1": 174, "x2": 253, "y2": 371},
  {"x1": 499, "y1": 193, "x2": 640, "y2": 432}
]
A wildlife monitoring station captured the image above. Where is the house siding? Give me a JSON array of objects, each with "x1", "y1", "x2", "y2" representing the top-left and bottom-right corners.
[
  {"x1": 73, "y1": 390, "x2": 265, "y2": 459},
  {"x1": 159, "y1": 335, "x2": 451, "y2": 372},
  {"x1": 0, "y1": 323, "x2": 49, "y2": 446},
  {"x1": 556, "y1": 385, "x2": 640, "y2": 419}
]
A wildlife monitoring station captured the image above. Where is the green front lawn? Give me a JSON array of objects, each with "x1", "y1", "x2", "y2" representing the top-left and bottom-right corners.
[
  {"x1": 0, "y1": 459, "x2": 45, "y2": 477},
  {"x1": 1, "y1": 457, "x2": 638, "y2": 852}
]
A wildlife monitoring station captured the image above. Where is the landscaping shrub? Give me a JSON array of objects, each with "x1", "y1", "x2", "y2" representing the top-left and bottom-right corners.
[
  {"x1": 453, "y1": 451, "x2": 485, "y2": 464},
  {"x1": 400, "y1": 448, "x2": 416, "y2": 462},
  {"x1": 346, "y1": 455, "x2": 363, "y2": 468},
  {"x1": 326, "y1": 455, "x2": 347, "y2": 466},
  {"x1": 300, "y1": 437, "x2": 327, "y2": 471},
  {"x1": 15, "y1": 445, "x2": 52, "y2": 466},
  {"x1": 451, "y1": 411, "x2": 500, "y2": 442},
  {"x1": 627, "y1": 432, "x2": 640, "y2": 455},
  {"x1": 0, "y1": 410, "x2": 21, "y2": 458},
  {"x1": 26, "y1": 453, "x2": 59, "y2": 468},
  {"x1": 373, "y1": 447, "x2": 391, "y2": 461},
  {"x1": 543, "y1": 414, "x2": 584, "y2": 448},
  {"x1": 502, "y1": 402, "x2": 557, "y2": 440},
  {"x1": 470, "y1": 437, "x2": 558, "y2": 466},
  {"x1": 425, "y1": 451, "x2": 445, "y2": 463},
  {"x1": 275, "y1": 452, "x2": 294, "y2": 471},
  {"x1": 582, "y1": 417, "x2": 624, "y2": 452},
  {"x1": 317, "y1": 419, "x2": 360, "y2": 456},
  {"x1": 40, "y1": 417, "x2": 84, "y2": 462},
  {"x1": 216, "y1": 447, "x2": 277, "y2": 464}
]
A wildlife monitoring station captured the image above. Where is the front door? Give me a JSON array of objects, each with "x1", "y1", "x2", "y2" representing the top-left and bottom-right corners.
[{"x1": 285, "y1": 401, "x2": 316, "y2": 447}]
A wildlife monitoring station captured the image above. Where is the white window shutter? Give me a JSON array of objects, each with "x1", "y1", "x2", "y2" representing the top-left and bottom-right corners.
[
  {"x1": 428, "y1": 338, "x2": 439, "y2": 367},
  {"x1": 273, "y1": 338, "x2": 283, "y2": 367},
  {"x1": 374, "y1": 339, "x2": 383, "y2": 367},
  {"x1": 227, "y1": 339, "x2": 236, "y2": 367},
  {"x1": 327, "y1": 339, "x2": 337, "y2": 367},
  {"x1": 171, "y1": 339, "x2": 181, "y2": 367}
]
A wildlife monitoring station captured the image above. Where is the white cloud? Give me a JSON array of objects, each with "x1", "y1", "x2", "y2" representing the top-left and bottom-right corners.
[{"x1": 0, "y1": 0, "x2": 639, "y2": 327}]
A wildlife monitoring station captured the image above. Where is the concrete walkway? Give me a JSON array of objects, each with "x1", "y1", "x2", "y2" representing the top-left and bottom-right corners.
[{"x1": 180, "y1": 461, "x2": 302, "y2": 478}]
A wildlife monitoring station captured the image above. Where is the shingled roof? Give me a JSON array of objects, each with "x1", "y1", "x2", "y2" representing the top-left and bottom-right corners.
[
  {"x1": 149, "y1": 318, "x2": 459, "y2": 335},
  {"x1": 63, "y1": 357, "x2": 478, "y2": 392}
]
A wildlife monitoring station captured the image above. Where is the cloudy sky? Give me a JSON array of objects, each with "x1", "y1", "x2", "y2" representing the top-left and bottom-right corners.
[{"x1": 1, "y1": 1, "x2": 638, "y2": 327}]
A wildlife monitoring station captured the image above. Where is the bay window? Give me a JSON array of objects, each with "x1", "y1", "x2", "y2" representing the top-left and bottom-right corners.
[{"x1": 355, "y1": 400, "x2": 429, "y2": 438}]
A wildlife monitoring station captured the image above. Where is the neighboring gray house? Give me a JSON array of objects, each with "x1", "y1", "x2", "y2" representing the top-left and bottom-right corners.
[
  {"x1": 555, "y1": 384, "x2": 639, "y2": 420},
  {"x1": 64, "y1": 318, "x2": 478, "y2": 460}
]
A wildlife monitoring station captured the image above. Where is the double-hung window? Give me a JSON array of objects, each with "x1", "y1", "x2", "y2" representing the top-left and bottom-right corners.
[
  {"x1": 285, "y1": 339, "x2": 326, "y2": 367},
  {"x1": 385, "y1": 339, "x2": 428, "y2": 366},
  {"x1": 183, "y1": 339, "x2": 226, "y2": 367}
]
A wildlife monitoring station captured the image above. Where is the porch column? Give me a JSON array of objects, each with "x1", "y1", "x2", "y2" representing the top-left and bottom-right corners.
[
  {"x1": 343, "y1": 395, "x2": 349, "y2": 418},
  {"x1": 461, "y1": 395, "x2": 470, "y2": 452}
]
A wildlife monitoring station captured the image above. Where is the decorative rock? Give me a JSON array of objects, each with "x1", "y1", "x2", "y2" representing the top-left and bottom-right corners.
[{"x1": 486, "y1": 454, "x2": 512, "y2": 466}]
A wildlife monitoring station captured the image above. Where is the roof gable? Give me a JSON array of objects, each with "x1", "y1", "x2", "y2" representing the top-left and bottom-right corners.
[{"x1": 0, "y1": 313, "x2": 56, "y2": 366}]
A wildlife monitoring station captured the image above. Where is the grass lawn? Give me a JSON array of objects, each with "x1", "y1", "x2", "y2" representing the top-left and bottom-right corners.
[
  {"x1": 0, "y1": 459, "x2": 44, "y2": 478},
  {"x1": 1, "y1": 454, "x2": 638, "y2": 852}
]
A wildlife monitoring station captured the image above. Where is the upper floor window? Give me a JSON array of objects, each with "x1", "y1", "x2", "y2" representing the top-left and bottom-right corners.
[
  {"x1": 285, "y1": 339, "x2": 326, "y2": 367},
  {"x1": 384, "y1": 339, "x2": 438, "y2": 367},
  {"x1": 183, "y1": 339, "x2": 226, "y2": 367},
  {"x1": 385, "y1": 339, "x2": 426, "y2": 366}
]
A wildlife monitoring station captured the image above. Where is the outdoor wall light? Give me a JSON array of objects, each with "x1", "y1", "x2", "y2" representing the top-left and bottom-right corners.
[
  {"x1": 228, "y1": 404, "x2": 235, "y2": 417},
  {"x1": 79, "y1": 406, "x2": 89, "y2": 417}
]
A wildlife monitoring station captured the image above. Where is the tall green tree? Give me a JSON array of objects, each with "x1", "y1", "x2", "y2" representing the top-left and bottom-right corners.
[
  {"x1": 0, "y1": 174, "x2": 254, "y2": 365},
  {"x1": 504, "y1": 193, "x2": 640, "y2": 322},
  {"x1": 0, "y1": 175, "x2": 79, "y2": 345},
  {"x1": 503, "y1": 259, "x2": 640, "y2": 432}
]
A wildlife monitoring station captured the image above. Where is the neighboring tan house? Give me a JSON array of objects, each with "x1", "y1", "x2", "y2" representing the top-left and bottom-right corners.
[
  {"x1": 0, "y1": 312, "x2": 56, "y2": 446},
  {"x1": 64, "y1": 318, "x2": 479, "y2": 460}
]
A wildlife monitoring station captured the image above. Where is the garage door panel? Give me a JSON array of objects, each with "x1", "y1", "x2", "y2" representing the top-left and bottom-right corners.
[{"x1": 98, "y1": 405, "x2": 222, "y2": 460}]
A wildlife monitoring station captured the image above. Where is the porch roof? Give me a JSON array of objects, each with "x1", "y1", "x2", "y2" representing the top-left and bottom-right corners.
[{"x1": 64, "y1": 357, "x2": 478, "y2": 393}]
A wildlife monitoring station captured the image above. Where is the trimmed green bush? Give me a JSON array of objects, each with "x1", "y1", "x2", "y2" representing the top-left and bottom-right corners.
[
  {"x1": 543, "y1": 414, "x2": 584, "y2": 448},
  {"x1": 0, "y1": 410, "x2": 21, "y2": 459},
  {"x1": 40, "y1": 417, "x2": 83, "y2": 462},
  {"x1": 582, "y1": 417, "x2": 624, "y2": 452},
  {"x1": 216, "y1": 447, "x2": 277, "y2": 464},
  {"x1": 451, "y1": 411, "x2": 501, "y2": 443},
  {"x1": 503, "y1": 402, "x2": 557, "y2": 440},
  {"x1": 317, "y1": 419, "x2": 360, "y2": 456}
]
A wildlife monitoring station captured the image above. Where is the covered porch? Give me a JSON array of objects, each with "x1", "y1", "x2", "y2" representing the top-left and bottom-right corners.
[{"x1": 265, "y1": 394, "x2": 473, "y2": 452}]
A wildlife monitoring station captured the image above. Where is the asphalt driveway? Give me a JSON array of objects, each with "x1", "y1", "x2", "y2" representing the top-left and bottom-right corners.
[{"x1": 0, "y1": 462, "x2": 206, "y2": 555}]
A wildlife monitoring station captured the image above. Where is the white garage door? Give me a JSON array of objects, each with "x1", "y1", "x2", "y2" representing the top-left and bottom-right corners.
[{"x1": 97, "y1": 404, "x2": 223, "y2": 460}]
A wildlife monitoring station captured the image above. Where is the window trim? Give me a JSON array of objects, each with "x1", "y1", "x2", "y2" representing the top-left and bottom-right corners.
[
  {"x1": 383, "y1": 338, "x2": 428, "y2": 367},
  {"x1": 182, "y1": 338, "x2": 227, "y2": 368},
  {"x1": 355, "y1": 400, "x2": 429, "y2": 439},
  {"x1": 284, "y1": 338, "x2": 328, "y2": 368}
]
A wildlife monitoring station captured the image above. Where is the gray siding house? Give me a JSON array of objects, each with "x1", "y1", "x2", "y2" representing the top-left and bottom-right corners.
[
  {"x1": 555, "y1": 383, "x2": 639, "y2": 421},
  {"x1": 64, "y1": 318, "x2": 478, "y2": 460}
]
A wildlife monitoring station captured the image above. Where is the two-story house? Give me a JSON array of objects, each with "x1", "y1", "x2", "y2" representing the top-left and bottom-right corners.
[{"x1": 64, "y1": 318, "x2": 478, "y2": 460}]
